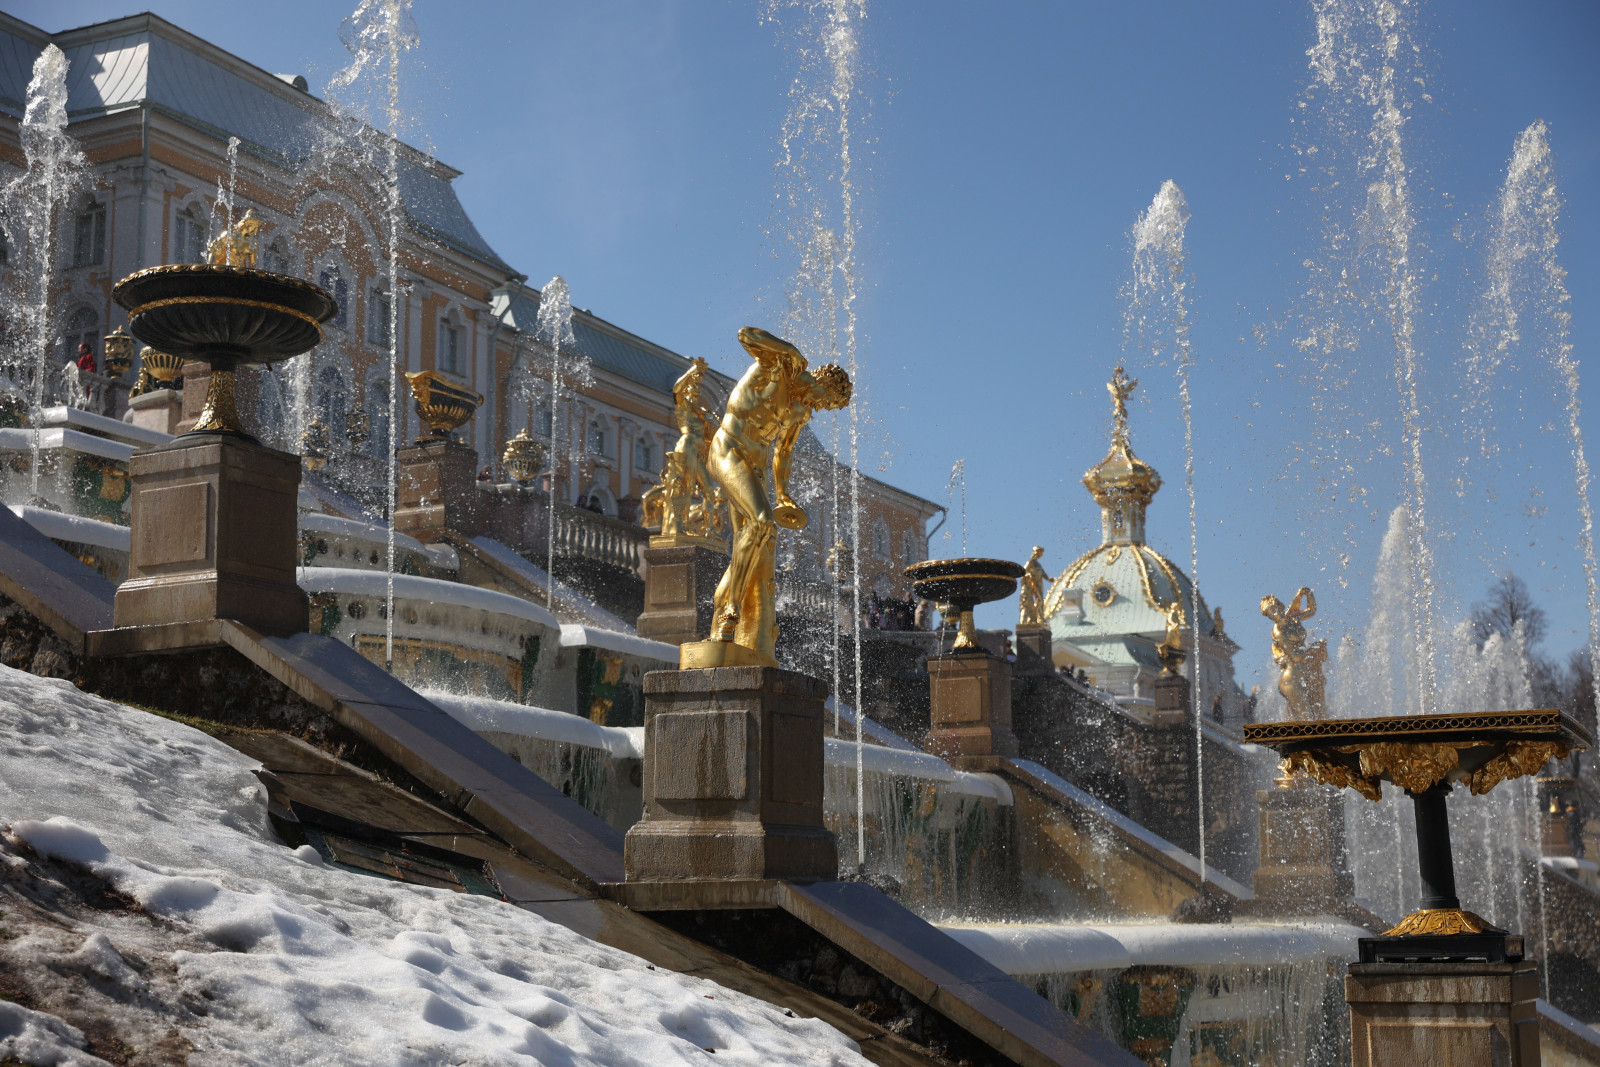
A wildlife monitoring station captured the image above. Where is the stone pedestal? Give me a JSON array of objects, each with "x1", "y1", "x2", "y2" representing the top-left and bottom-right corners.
[
  {"x1": 1247, "y1": 783, "x2": 1356, "y2": 915},
  {"x1": 1151, "y1": 672, "x2": 1190, "y2": 726},
  {"x1": 1014, "y1": 625, "x2": 1052, "y2": 663},
  {"x1": 624, "y1": 665, "x2": 837, "y2": 887},
  {"x1": 395, "y1": 439, "x2": 483, "y2": 541},
  {"x1": 126, "y1": 388, "x2": 185, "y2": 437},
  {"x1": 1346, "y1": 960, "x2": 1542, "y2": 1066},
  {"x1": 637, "y1": 542, "x2": 727, "y2": 646},
  {"x1": 113, "y1": 433, "x2": 308, "y2": 636},
  {"x1": 926, "y1": 649, "x2": 1017, "y2": 767},
  {"x1": 174, "y1": 361, "x2": 210, "y2": 435}
]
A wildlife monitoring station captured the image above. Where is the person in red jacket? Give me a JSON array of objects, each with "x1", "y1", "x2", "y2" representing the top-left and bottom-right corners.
[{"x1": 75, "y1": 341, "x2": 95, "y2": 374}]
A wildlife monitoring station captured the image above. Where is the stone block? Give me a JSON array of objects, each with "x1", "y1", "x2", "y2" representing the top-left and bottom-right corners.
[
  {"x1": 926, "y1": 650, "x2": 1017, "y2": 766},
  {"x1": 1014, "y1": 625, "x2": 1052, "y2": 663},
  {"x1": 113, "y1": 433, "x2": 308, "y2": 636},
  {"x1": 637, "y1": 543, "x2": 727, "y2": 646},
  {"x1": 395, "y1": 439, "x2": 483, "y2": 540},
  {"x1": 125, "y1": 388, "x2": 185, "y2": 437},
  {"x1": 175, "y1": 361, "x2": 210, "y2": 435},
  {"x1": 1347, "y1": 960, "x2": 1542, "y2": 1066},
  {"x1": 625, "y1": 665, "x2": 837, "y2": 885},
  {"x1": 1152, "y1": 673, "x2": 1190, "y2": 725},
  {"x1": 1248, "y1": 783, "x2": 1356, "y2": 915}
]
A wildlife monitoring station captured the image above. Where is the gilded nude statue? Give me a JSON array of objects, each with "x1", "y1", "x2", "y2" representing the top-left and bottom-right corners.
[
  {"x1": 681, "y1": 327, "x2": 850, "y2": 667},
  {"x1": 651, "y1": 357, "x2": 726, "y2": 545},
  {"x1": 1261, "y1": 586, "x2": 1327, "y2": 721},
  {"x1": 1018, "y1": 545, "x2": 1052, "y2": 628}
]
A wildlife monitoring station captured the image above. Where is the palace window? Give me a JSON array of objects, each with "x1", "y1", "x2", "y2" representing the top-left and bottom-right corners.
[
  {"x1": 367, "y1": 287, "x2": 391, "y2": 347},
  {"x1": 589, "y1": 420, "x2": 607, "y2": 456},
  {"x1": 902, "y1": 529, "x2": 923, "y2": 563},
  {"x1": 318, "y1": 267, "x2": 348, "y2": 329},
  {"x1": 872, "y1": 520, "x2": 891, "y2": 559},
  {"x1": 438, "y1": 317, "x2": 462, "y2": 374},
  {"x1": 62, "y1": 306, "x2": 98, "y2": 364},
  {"x1": 262, "y1": 238, "x2": 290, "y2": 274},
  {"x1": 73, "y1": 203, "x2": 106, "y2": 267},
  {"x1": 365, "y1": 380, "x2": 391, "y2": 459},
  {"x1": 173, "y1": 206, "x2": 206, "y2": 263},
  {"x1": 633, "y1": 436, "x2": 654, "y2": 472}
]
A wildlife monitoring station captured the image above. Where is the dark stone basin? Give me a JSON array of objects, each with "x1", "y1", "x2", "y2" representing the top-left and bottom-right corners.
[
  {"x1": 903, "y1": 557, "x2": 1024, "y2": 613},
  {"x1": 113, "y1": 263, "x2": 337, "y2": 365}
]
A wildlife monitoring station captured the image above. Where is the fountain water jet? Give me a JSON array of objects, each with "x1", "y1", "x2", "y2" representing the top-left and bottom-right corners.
[
  {"x1": 2, "y1": 45, "x2": 89, "y2": 506},
  {"x1": 535, "y1": 275, "x2": 576, "y2": 610}
]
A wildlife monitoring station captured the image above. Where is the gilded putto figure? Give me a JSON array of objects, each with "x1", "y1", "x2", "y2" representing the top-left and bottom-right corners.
[
  {"x1": 681, "y1": 327, "x2": 851, "y2": 668},
  {"x1": 1261, "y1": 586, "x2": 1327, "y2": 721},
  {"x1": 206, "y1": 208, "x2": 268, "y2": 269},
  {"x1": 646, "y1": 357, "x2": 727, "y2": 547}
]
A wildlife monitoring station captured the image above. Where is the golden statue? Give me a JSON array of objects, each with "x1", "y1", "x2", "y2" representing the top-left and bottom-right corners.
[
  {"x1": 680, "y1": 327, "x2": 851, "y2": 669},
  {"x1": 1156, "y1": 599, "x2": 1186, "y2": 676},
  {"x1": 1108, "y1": 365, "x2": 1137, "y2": 438},
  {"x1": 1018, "y1": 545, "x2": 1053, "y2": 628},
  {"x1": 651, "y1": 357, "x2": 726, "y2": 546},
  {"x1": 1261, "y1": 587, "x2": 1327, "y2": 722},
  {"x1": 207, "y1": 208, "x2": 268, "y2": 270}
]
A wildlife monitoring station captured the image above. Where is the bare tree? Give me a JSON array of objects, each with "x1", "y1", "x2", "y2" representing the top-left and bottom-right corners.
[{"x1": 1470, "y1": 573, "x2": 1549, "y2": 649}]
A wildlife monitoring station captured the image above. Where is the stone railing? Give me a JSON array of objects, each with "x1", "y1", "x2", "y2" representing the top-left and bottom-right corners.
[
  {"x1": 776, "y1": 574, "x2": 839, "y2": 623},
  {"x1": 551, "y1": 502, "x2": 648, "y2": 577}
]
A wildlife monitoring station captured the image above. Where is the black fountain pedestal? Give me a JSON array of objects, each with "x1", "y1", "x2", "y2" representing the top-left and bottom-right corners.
[{"x1": 1357, "y1": 785, "x2": 1523, "y2": 964}]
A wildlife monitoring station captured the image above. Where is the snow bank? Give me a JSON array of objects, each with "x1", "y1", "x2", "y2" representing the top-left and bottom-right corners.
[{"x1": 0, "y1": 666, "x2": 866, "y2": 1066}]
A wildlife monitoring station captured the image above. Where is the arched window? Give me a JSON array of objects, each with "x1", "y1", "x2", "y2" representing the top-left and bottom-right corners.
[
  {"x1": 633, "y1": 434, "x2": 655, "y2": 472},
  {"x1": 365, "y1": 379, "x2": 391, "y2": 459},
  {"x1": 314, "y1": 365, "x2": 348, "y2": 442},
  {"x1": 173, "y1": 205, "x2": 206, "y2": 263},
  {"x1": 317, "y1": 266, "x2": 348, "y2": 329},
  {"x1": 62, "y1": 306, "x2": 98, "y2": 366}
]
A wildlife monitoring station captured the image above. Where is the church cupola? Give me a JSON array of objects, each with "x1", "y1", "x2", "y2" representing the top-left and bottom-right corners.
[{"x1": 1082, "y1": 366, "x2": 1161, "y2": 545}]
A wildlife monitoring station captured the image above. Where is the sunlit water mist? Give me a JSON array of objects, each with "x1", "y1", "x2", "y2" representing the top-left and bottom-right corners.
[
  {"x1": 767, "y1": 0, "x2": 872, "y2": 872},
  {"x1": 323, "y1": 0, "x2": 419, "y2": 670},
  {"x1": 2, "y1": 45, "x2": 89, "y2": 505},
  {"x1": 944, "y1": 458, "x2": 966, "y2": 556},
  {"x1": 1126, "y1": 179, "x2": 1213, "y2": 885},
  {"x1": 1474, "y1": 121, "x2": 1600, "y2": 740}
]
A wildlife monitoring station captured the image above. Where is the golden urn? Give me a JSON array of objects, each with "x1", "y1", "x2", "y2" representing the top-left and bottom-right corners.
[
  {"x1": 140, "y1": 347, "x2": 186, "y2": 389},
  {"x1": 102, "y1": 326, "x2": 135, "y2": 377},
  {"x1": 502, "y1": 429, "x2": 544, "y2": 484},
  {"x1": 405, "y1": 370, "x2": 481, "y2": 445}
]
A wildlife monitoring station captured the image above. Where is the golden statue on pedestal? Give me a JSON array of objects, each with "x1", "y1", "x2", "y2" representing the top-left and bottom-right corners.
[
  {"x1": 206, "y1": 208, "x2": 268, "y2": 269},
  {"x1": 680, "y1": 327, "x2": 851, "y2": 669},
  {"x1": 1018, "y1": 545, "x2": 1053, "y2": 628},
  {"x1": 1156, "y1": 599, "x2": 1186, "y2": 676},
  {"x1": 649, "y1": 357, "x2": 727, "y2": 548},
  {"x1": 1261, "y1": 586, "x2": 1327, "y2": 721}
]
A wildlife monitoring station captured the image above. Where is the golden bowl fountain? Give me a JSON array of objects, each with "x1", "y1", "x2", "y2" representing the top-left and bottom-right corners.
[
  {"x1": 405, "y1": 369, "x2": 482, "y2": 445},
  {"x1": 113, "y1": 248, "x2": 336, "y2": 439},
  {"x1": 904, "y1": 557, "x2": 1025, "y2": 651},
  {"x1": 1244, "y1": 708, "x2": 1592, "y2": 962}
]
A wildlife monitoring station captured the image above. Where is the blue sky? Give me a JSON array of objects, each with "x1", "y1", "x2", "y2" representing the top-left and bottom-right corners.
[{"x1": 20, "y1": 0, "x2": 1600, "y2": 688}]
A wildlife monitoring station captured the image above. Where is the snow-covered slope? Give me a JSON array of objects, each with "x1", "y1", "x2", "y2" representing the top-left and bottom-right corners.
[{"x1": 0, "y1": 666, "x2": 868, "y2": 1066}]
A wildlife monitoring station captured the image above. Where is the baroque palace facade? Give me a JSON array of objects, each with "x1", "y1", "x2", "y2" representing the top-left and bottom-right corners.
[{"x1": 0, "y1": 11, "x2": 940, "y2": 606}]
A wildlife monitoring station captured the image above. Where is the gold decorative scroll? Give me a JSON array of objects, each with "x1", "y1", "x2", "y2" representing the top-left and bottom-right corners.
[
  {"x1": 1282, "y1": 750, "x2": 1382, "y2": 802},
  {"x1": 1469, "y1": 740, "x2": 1568, "y2": 796},
  {"x1": 1355, "y1": 741, "x2": 1460, "y2": 796}
]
